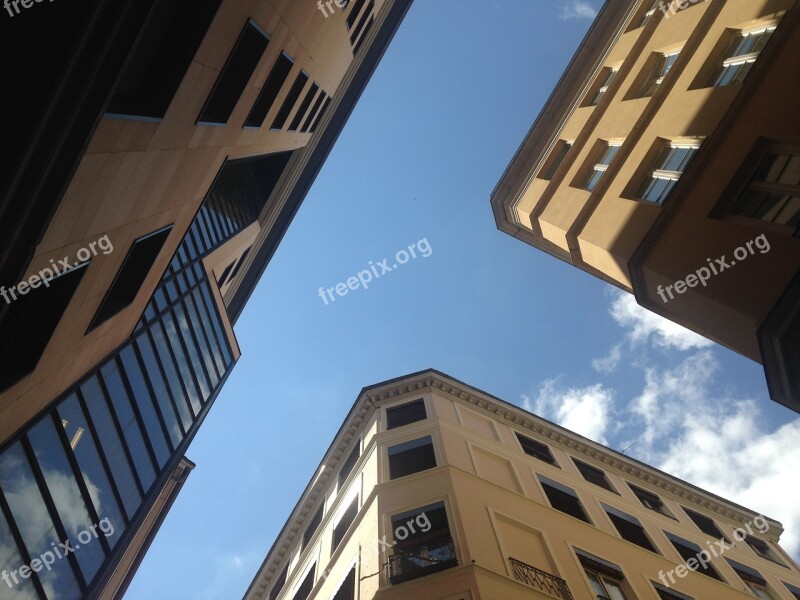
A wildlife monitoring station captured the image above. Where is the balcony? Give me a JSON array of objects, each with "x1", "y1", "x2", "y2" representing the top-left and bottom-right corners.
[
  {"x1": 388, "y1": 538, "x2": 458, "y2": 584},
  {"x1": 509, "y1": 557, "x2": 574, "y2": 600}
]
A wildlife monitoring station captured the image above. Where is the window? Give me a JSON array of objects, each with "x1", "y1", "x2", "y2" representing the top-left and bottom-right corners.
[
  {"x1": 631, "y1": 0, "x2": 660, "y2": 29},
  {"x1": 628, "y1": 483, "x2": 674, "y2": 517},
  {"x1": 198, "y1": 20, "x2": 269, "y2": 124},
  {"x1": 682, "y1": 507, "x2": 728, "y2": 541},
  {"x1": 309, "y1": 95, "x2": 332, "y2": 133},
  {"x1": 635, "y1": 143, "x2": 699, "y2": 204},
  {"x1": 216, "y1": 260, "x2": 236, "y2": 286},
  {"x1": 539, "y1": 140, "x2": 572, "y2": 181},
  {"x1": 107, "y1": 0, "x2": 222, "y2": 119},
  {"x1": 332, "y1": 567, "x2": 356, "y2": 600},
  {"x1": 288, "y1": 82, "x2": 319, "y2": 131},
  {"x1": 349, "y1": 0, "x2": 375, "y2": 52},
  {"x1": 538, "y1": 475, "x2": 591, "y2": 523},
  {"x1": 652, "y1": 581, "x2": 695, "y2": 600},
  {"x1": 389, "y1": 502, "x2": 457, "y2": 584},
  {"x1": 388, "y1": 436, "x2": 437, "y2": 479},
  {"x1": 386, "y1": 399, "x2": 427, "y2": 429},
  {"x1": 730, "y1": 149, "x2": 800, "y2": 235},
  {"x1": 292, "y1": 563, "x2": 316, "y2": 600},
  {"x1": 89, "y1": 225, "x2": 173, "y2": 330},
  {"x1": 744, "y1": 535, "x2": 787, "y2": 566},
  {"x1": 639, "y1": 51, "x2": 680, "y2": 97},
  {"x1": 516, "y1": 433, "x2": 558, "y2": 465},
  {"x1": 573, "y1": 459, "x2": 616, "y2": 492},
  {"x1": 0, "y1": 261, "x2": 88, "y2": 392},
  {"x1": 575, "y1": 549, "x2": 630, "y2": 600},
  {"x1": 302, "y1": 504, "x2": 323, "y2": 550},
  {"x1": 602, "y1": 503, "x2": 659, "y2": 552},
  {"x1": 245, "y1": 52, "x2": 294, "y2": 128},
  {"x1": 727, "y1": 558, "x2": 773, "y2": 599},
  {"x1": 709, "y1": 26, "x2": 776, "y2": 87},
  {"x1": 332, "y1": 495, "x2": 359, "y2": 552},
  {"x1": 664, "y1": 532, "x2": 724, "y2": 581},
  {"x1": 346, "y1": 0, "x2": 368, "y2": 29},
  {"x1": 271, "y1": 71, "x2": 309, "y2": 130},
  {"x1": 300, "y1": 91, "x2": 327, "y2": 133},
  {"x1": 783, "y1": 582, "x2": 800, "y2": 600},
  {"x1": 587, "y1": 67, "x2": 618, "y2": 106},
  {"x1": 269, "y1": 563, "x2": 288, "y2": 600},
  {"x1": 227, "y1": 247, "x2": 251, "y2": 282},
  {"x1": 582, "y1": 142, "x2": 622, "y2": 190},
  {"x1": 338, "y1": 443, "x2": 360, "y2": 488}
]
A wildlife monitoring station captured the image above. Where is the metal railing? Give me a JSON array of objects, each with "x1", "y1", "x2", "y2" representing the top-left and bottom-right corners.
[
  {"x1": 509, "y1": 557, "x2": 574, "y2": 600},
  {"x1": 388, "y1": 539, "x2": 458, "y2": 584}
]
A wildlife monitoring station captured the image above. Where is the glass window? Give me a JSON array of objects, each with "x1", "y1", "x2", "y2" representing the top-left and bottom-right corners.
[
  {"x1": 664, "y1": 532, "x2": 724, "y2": 581},
  {"x1": 28, "y1": 416, "x2": 107, "y2": 584},
  {"x1": 181, "y1": 298, "x2": 219, "y2": 387},
  {"x1": 57, "y1": 394, "x2": 126, "y2": 549},
  {"x1": 332, "y1": 496, "x2": 358, "y2": 552},
  {"x1": 172, "y1": 304, "x2": 211, "y2": 402},
  {"x1": 538, "y1": 475, "x2": 591, "y2": 523},
  {"x1": 388, "y1": 436, "x2": 437, "y2": 479},
  {"x1": 135, "y1": 334, "x2": 186, "y2": 445},
  {"x1": 80, "y1": 376, "x2": 142, "y2": 519},
  {"x1": 389, "y1": 502, "x2": 456, "y2": 584},
  {"x1": 682, "y1": 507, "x2": 728, "y2": 541},
  {"x1": 190, "y1": 287, "x2": 226, "y2": 376},
  {"x1": 583, "y1": 143, "x2": 621, "y2": 190},
  {"x1": 636, "y1": 144, "x2": 699, "y2": 204},
  {"x1": 588, "y1": 67, "x2": 618, "y2": 106},
  {"x1": 288, "y1": 82, "x2": 319, "y2": 132},
  {"x1": 162, "y1": 312, "x2": 202, "y2": 414},
  {"x1": 268, "y1": 563, "x2": 288, "y2": 600},
  {"x1": 332, "y1": 567, "x2": 355, "y2": 600},
  {"x1": 0, "y1": 506, "x2": 41, "y2": 599},
  {"x1": 640, "y1": 51, "x2": 680, "y2": 97},
  {"x1": 198, "y1": 283, "x2": 233, "y2": 366},
  {"x1": 730, "y1": 151, "x2": 800, "y2": 234},
  {"x1": 573, "y1": 458, "x2": 616, "y2": 492},
  {"x1": 386, "y1": 399, "x2": 427, "y2": 430},
  {"x1": 710, "y1": 27, "x2": 775, "y2": 87},
  {"x1": 602, "y1": 503, "x2": 659, "y2": 552},
  {"x1": 119, "y1": 346, "x2": 171, "y2": 467},
  {"x1": 100, "y1": 362, "x2": 156, "y2": 492},
  {"x1": 301, "y1": 504, "x2": 323, "y2": 551},
  {"x1": 338, "y1": 444, "x2": 360, "y2": 489},
  {"x1": 271, "y1": 71, "x2": 309, "y2": 130},
  {"x1": 0, "y1": 442, "x2": 82, "y2": 598},
  {"x1": 516, "y1": 433, "x2": 558, "y2": 465},
  {"x1": 291, "y1": 563, "x2": 315, "y2": 600},
  {"x1": 586, "y1": 569, "x2": 629, "y2": 600},
  {"x1": 150, "y1": 323, "x2": 194, "y2": 430}
]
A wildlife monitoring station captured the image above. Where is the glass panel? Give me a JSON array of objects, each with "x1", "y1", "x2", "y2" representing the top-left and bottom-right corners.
[
  {"x1": 134, "y1": 335, "x2": 185, "y2": 446},
  {"x1": 0, "y1": 442, "x2": 81, "y2": 599},
  {"x1": 759, "y1": 154, "x2": 790, "y2": 182},
  {"x1": 602, "y1": 577, "x2": 629, "y2": 600},
  {"x1": 190, "y1": 288, "x2": 225, "y2": 376},
  {"x1": 199, "y1": 283, "x2": 233, "y2": 366},
  {"x1": 150, "y1": 324, "x2": 194, "y2": 431},
  {"x1": 0, "y1": 507, "x2": 41, "y2": 599},
  {"x1": 586, "y1": 169, "x2": 604, "y2": 191},
  {"x1": 173, "y1": 304, "x2": 211, "y2": 401},
  {"x1": 162, "y1": 312, "x2": 202, "y2": 414},
  {"x1": 80, "y1": 377, "x2": 142, "y2": 519},
  {"x1": 100, "y1": 363, "x2": 156, "y2": 492},
  {"x1": 586, "y1": 571, "x2": 607, "y2": 597},
  {"x1": 181, "y1": 298, "x2": 219, "y2": 387},
  {"x1": 28, "y1": 417, "x2": 106, "y2": 584},
  {"x1": 119, "y1": 346, "x2": 171, "y2": 467},
  {"x1": 756, "y1": 195, "x2": 789, "y2": 221},
  {"x1": 778, "y1": 156, "x2": 800, "y2": 185},
  {"x1": 57, "y1": 395, "x2": 126, "y2": 549}
]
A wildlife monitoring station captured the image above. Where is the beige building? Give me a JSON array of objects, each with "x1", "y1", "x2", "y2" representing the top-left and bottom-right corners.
[
  {"x1": 0, "y1": 0, "x2": 411, "y2": 597},
  {"x1": 490, "y1": 0, "x2": 800, "y2": 414},
  {"x1": 244, "y1": 369, "x2": 800, "y2": 600}
]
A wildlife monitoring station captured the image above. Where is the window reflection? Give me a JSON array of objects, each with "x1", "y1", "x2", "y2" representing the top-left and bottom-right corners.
[
  {"x1": 0, "y1": 506, "x2": 41, "y2": 600},
  {"x1": 134, "y1": 334, "x2": 186, "y2": 445},
  {"x1": 150, "y1": 324, "x2": 194, "y2": 431},
  {"x1": 162, "y1": 312, "x2": 202, "y2": 414}
]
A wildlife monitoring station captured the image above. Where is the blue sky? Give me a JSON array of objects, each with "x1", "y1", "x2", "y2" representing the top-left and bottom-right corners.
[{"x1": 126, "y1": 1, "x2": 800, "y2": 597}]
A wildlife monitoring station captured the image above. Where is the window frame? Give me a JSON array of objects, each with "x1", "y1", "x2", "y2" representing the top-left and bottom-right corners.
[
  {"x1": 385, "y1": 398, "x2": 428, "y2": 430},
  {"x1": 572, "y1": 457, "x2": 617, "y2": 493},
  {"x1": 627, "y1": 482, "x2": 676, "y2": 518},
  {"x1": 708, "y1": 25, "x2": 777, "y2": 88},
  {"x1": 537, "y1": 474, "x2": 592, "y2": 524},
  {"x1": 515, "y1": 432, "x2": 558, "y2": 466},
  {"x1": 387, "y1": 435, "x2": 437, "y2": 480},
  {"x1": 631, "y1": 140, "x2": 701, "y2": 204}
]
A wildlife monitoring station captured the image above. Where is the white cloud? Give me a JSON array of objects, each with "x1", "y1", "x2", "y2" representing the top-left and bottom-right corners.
[
  {"x1": 524, "y1": 380, "x2": 614, "y2": 444},
  {"x1": 592, "y1": 343, "x2": 622, "y2": 373},
  {"x1": 559, "y1": 0, "x2": 598, "y2": 20},
  {"x1": 610, "y1": 291, "x2": 713, "y2": 351}
]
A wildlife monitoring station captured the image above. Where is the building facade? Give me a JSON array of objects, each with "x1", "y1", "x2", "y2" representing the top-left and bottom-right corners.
[
  {"x1": 490, "y1": 0, "x2": 800, "y2": 413},
  {"x1": 244, "y1": 369, "x2": 800, "y2": 600},
  {"x1": 0, "y1": 0, "x2": 412, "y2": 597}
]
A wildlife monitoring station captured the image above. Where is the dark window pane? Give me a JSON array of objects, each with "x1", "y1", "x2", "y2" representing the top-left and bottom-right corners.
[
  {"x1": 386, "y1": 399, "x2": 427, "y2": 430},
  {"x1": 57, "y1": 394, "x2": 126, "y2": 549},
  {"x1": 516, "y1": 433, "x2": 557, "y2": 465},
  {"x1": 198, "y1": 21, "x2": 269, "y2": 124},
  {"x1": 0, "y1": 262, "x2": 88, "y2": 393},
  {"x1": 346, "y1": 0, "x2": 368, "y2": 29},
  {"x1": 0, "y1": 442, "x2": 82, "y2": 598},
  {"x1": 683, "y1": 508, "x2": 727, "y2": 541},
  {"x1": 332, "y1": 496, "x2": 358, "y2": 551},
  {"x1": 338, "y1": 444, "x2": 360, "y2": 489},
  {"x1": 181, "y1": 298, "x2": 219, "y2": 387},
  {"x1": 190, "y1": 287, "x2": 225, "y2": 376},
  {"x1": 300, "y1": 91, "x2": 326, "y2": 133},
  {"x1": 665, "y1": 532, "x2": 724, "y2": 580},
  {"x1": 538, "y1": 475, "x2": 590, "y2": 523},
  {"x1": 574, "y1": 459, "x2": 615, "y2": 491},
  {"x1": 292, "y1": 564, "x2": 315, "y2": 600},
  {"x1": 309, "y1": 95, "x2": 331, "y2": 133},
  {"x1": 28, "y1": 417, "x2": 107, "y2": 584},
  {"x1": 80, "y1": 376, "x2": 142, "y2": 519},
  {"x1": 135, "y1": 334, "x2": 186, "y2": 445},
  {"x1": 271, "y1": 71, "x2": 308, "y2": 130},
  {"x1": 389, "y1": 503, "x2": 456, "y2": 583},
  {"x1": 89, "y1": 227, "x2": 172, "y2": 330},
  {"x1": 100, "y1": 362, "x2": 156, "y2": 492},
  {"x1": 629, "y1": 483, "x2": 672, "y2": 517},
  {"x1": 268, "y1": 563, "x2": 288, "y2": 600},
  {"x1": 245, "y1": 52, "x2": 294, "y2": 128},
  {"x1": 107, "y1": 0, "x2": 221, "y2": 118},
  {"x1": 332, "y1": 567, "x2": 355, "y2": 600},
  {"x1": 162, "y1": 312, "x2": 202, "y2": 414},
  {"x1": 119, "y1": 346, "x2": 171, "y2": 467},
  {"x1": 150, "y1": 323, "x2": 194, "y2": 430},
  {"x1": 602, "y1": 504, "x2": 658, "y2": 552},
  {"x1": 388, "y1": 436, "x2": 436, "y2": 479},
  {"x1": 352, "y1": 15, "x2": 374, "y2": 54},
  {"x1": 302, "y1": 505, "x2": 323, "y2": 551},
  {"x1": 288, "y1": 83, "x2": 319, "y2": 131},
  {"x1": 199, "y1": 283, "x2": 233, "y2": 366},
  {"x1": 172, "y1": 303, "x2": 212, "y2": 399},
  {"x1": 0, "y1": 506, "x2": 41, "y2": 598}
]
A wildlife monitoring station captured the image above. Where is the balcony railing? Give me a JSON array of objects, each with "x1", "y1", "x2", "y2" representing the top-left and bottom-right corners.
[
  {"x1": 509, "y1": 557, "x2": 574, "y2": 600},
  {"x1": 388, "y1": 538, "x2": 458, "y2": 584}
]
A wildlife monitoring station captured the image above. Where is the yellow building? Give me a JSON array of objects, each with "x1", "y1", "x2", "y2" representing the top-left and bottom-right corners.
[
  {"x1": 0, "y1": 0, "x2": 411, "y2": 597},
  {"x1": 490, "y1": 0, "x2": 800, "y2": 414},
  {"x1": 244, "y1": 369, "x2": 800, "y2": 600}
]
